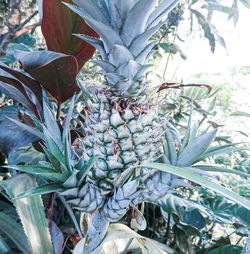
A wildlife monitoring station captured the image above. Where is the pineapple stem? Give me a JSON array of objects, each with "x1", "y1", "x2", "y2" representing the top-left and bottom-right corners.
[{"x1": 58, "y1": 194, "x2": 83, "y2": 239}]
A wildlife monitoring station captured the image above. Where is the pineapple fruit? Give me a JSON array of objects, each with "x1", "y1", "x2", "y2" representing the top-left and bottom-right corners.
[{"x1": 65, "y1": 0, "x2": 181, "y2": 201}]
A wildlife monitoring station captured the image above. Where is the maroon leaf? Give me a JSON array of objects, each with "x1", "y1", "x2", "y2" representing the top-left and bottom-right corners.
[
  {"x1": 158, "y1": 82, "x2": 212, "y2": 93},
  {"x1": 41, "y1": 0, "x2": 98, "y2": 71},
  {"x1": 0, "y1": 63, "x2": 43, "y2": 107},
  {"x1": 16, "y1": 50, "x2": 80, "y2": 103},
  {"x1": 0, "y1": 73, "x2": 41, "y2": 119}
]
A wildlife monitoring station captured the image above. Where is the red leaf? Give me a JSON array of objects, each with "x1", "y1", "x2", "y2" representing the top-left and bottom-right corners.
[
  {"x1": 16, "y1": 50, "x2": 80, "y2": 103},
  {"x1": 0, "y1": 74, "x2": 41, "y2": 119},
  {"x1": 41, "y1": 0, "x2": 98, "y2": 71}
]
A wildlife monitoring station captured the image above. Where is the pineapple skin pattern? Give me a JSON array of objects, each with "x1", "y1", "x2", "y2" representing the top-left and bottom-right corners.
[{"x1": 64, "y1": 0, "x2": 181, "y2": 216}]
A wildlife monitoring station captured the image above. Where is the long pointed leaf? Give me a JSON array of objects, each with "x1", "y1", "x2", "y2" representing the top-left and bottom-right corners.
[
  {"x1": 0, "y1": 212, "x2": 30, "y2": 254},
  {"x1": 193, "y1": 165, "x2": 250, "y2": 178},
  {"x1": 5, "y1": 165, "x2": 65, "y2": 182},
  {"x1": 72, "y1": 0, "x2": 109, "y2": 24},
  {"x1": 196, "y1": 146, "x2": 246, "y2": 163},
  {"x1": 6, "y1": 116, "x2": 44, "y2": 140},
  {"x1": 147, "y1": 0, "x2": 180, "y2": 28},
  {"x1": 143, "y1": 163, "x2": 250, "y2": 210},
  {"x1": 179, "y1": 103, "x2": 193, "y2": 153},
  {"x1": 130, "y1": 22, "x2": 164, "y2": 56},
  {"x1": 0, "y1": 75, "x2": 36, "y2": 112},
  {"x1": 63, "y1": 95, "x2": 75, "y2": 140},
  {"x1": 14, "y1": 183, "x2": 65, "y2": 199},
  {"x1": 177, "y1": 129, "x2": 217, "y2": 167},
  {"x1": 77, "y1": 156, "x2": 99, "y2": 186},
  {"x1": 1, "y1": 174, "x2": 54, "y2": 254},
  {"x1": 74, "y1": 34, "x2": 107, "y2": 60},
  {"x1": 164, "y1": 129, "x2": 177, "y2": 165},
  {"x1": 0, "y1": 63, "x2": 43, "y2": 107},
  {"x1": 43, "y1": 102, "x2": 61, "y2": 144},
  {"x1": 122, "y1": 0, "x2": 157, "y2": 45},
  {"x1": 42, "y1": 146, "x2": 62, "y2": 171},
  {"x1": 205, "y1": 142, "x2": 243, "y2": 153}
]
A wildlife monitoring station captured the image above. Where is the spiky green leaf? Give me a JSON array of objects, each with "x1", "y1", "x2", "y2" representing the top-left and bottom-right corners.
[
  {"x1": 196, "y1": 146, "x2": 246, "y2": 163},
  {"x1": 147, "y1": 0, "x2": 180, "y2": 28},
  {"x1": 177, "y1": 129, "x2": 217, "y2": 167},
  {"x1": 76, "y1": 156, "x2": 99, "y2": 186},
  {"x1": 193, "y1": 165, "x2": 250, "y2": 178},
  {"x1": 122, "y1": 0, "x2": 157, "y2": 45},
  {"x1": 143, "y1": 163, "x2": 250, "y2": 210},
  {"x1": 0, "y1": 212, "x2": 30, "y2": 254},
  {"x1": 1, "y1": 174, "x2": 54, "y2": 254},
  {"x1": 163, "y1": 128, "x2": 177, "y2": 165},
  {"x1": 5, "y1": 165, "x2": 65, "y2": 182},
  {"x1": 13, "y1": 183, "x2": 65, "y2": 199},
  {"x1": 63, "y1": 95, "x2": 75, "y2": 140}
]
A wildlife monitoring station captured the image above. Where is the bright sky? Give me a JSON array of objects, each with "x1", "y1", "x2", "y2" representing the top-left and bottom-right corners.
[{"x1": 165, "y1": 2, "x2": 250, "y2": 79}]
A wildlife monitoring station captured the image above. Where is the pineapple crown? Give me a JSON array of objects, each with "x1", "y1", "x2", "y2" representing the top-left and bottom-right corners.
[{"x1": 65, "y1": 0, "x2": 180, "y2": 97}]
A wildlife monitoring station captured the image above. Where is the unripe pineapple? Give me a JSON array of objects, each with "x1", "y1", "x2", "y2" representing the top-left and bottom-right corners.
[
  {"x1": 65, "y1": 0, "x2": 180, "y2": 195},
  {"x1": 82, "y1": 83, "x2": 162, "y2": 188}
]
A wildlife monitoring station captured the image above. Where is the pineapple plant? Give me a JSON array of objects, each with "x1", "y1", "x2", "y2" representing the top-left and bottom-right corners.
[
  {"x1": 2, "y1": 0, "x2": 249, "y2": 253},
  {"x1": 64, "y1": 0, "x2": 181, "y2": 204}
]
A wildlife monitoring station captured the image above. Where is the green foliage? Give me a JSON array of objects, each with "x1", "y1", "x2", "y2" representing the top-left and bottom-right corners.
[
  {"x1": 2, "y1": 33, "x2": 36, "y2": 64},
  {"x1": 1, "y1": 174, "x2": 54, "y2": 254},
  {"x1": 145, "y1": 162, "x2": 250, "y2": 210},
  {"x1": 0, "y1": 212, "x2": 30, "y2": 254}
]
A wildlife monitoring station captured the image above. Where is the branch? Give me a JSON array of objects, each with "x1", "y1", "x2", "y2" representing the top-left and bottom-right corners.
[{"x1": 0, "y1": 5, "x2": 39, "y2": 60}]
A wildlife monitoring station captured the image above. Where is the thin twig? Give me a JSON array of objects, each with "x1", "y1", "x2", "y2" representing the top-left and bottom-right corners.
[
  {"x1": 0, "y1": 6, "x2": 38, "y2": 59},
  {"x1": 163, "y1": 26, "x2": 178, "y2": 80},
  {"x1": 13, "y1": 10, "x2": 38, "y2": 34}
]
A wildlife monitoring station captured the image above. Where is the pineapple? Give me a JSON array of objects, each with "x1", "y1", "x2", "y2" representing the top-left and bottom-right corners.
[{"x1": 65, "y1": 0, "x2": 180, "y2": 195}]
